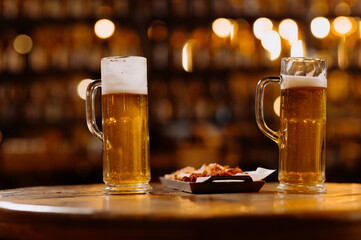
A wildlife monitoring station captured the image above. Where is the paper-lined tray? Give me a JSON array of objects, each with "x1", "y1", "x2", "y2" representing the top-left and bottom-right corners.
[{"x1": 160, "y1": 167, "x2": 275, "y2": 194}]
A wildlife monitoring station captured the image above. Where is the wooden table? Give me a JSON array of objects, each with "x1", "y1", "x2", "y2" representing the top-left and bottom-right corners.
[{"x1": 1, "y1": 183, "x2": 361, "y2": 240}]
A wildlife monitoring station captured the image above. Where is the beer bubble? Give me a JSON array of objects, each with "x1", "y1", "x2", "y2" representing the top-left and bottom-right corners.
[
  {"x1": 105, "y1": 117, "x2": 117, "y2": 125},
  {"x1": 120, "y1": 116, "x2": 131, "y2": 125},
  {"x1": 105, "y1": 140, "x2": 112, "y2": 150}
]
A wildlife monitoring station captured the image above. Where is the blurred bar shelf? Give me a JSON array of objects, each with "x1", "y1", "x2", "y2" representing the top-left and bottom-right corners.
[{"x1": 1, "y1": 0, "x2": 361, "y2": 189}]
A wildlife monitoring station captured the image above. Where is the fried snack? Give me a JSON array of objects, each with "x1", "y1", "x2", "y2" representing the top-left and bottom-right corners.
[{"x1": 165, "y1": 163, "x2": 243, "y2": 182}]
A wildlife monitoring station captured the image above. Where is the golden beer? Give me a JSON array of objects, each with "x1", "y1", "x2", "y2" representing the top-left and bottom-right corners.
[
  {"x1": 256, "y1": 57, "x2": 327, "y2": 193},
  {"x1": 86, "y1": 56, "x2": 151, "y2": 194},
  {"x1": 279, "y1": 86, "x2": 326, "y2": 186},
  {"x1": 102, "y1": 93, "x2": 150, "y2": 186}
]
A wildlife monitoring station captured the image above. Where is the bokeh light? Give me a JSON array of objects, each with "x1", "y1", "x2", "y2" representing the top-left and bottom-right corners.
[
  {"x1": 94, "y1": 19, "x2": 115, "y2": 39},
  {"x1": 253, "y1": 18, "x2": 273, "y2": 40},
  {"x1": 334, "y1": 2, "x2": 351, "y2": 16},
  {"x1": 230, "y1": 21, "x2": 238, "y2": 43},
  {"x1": 261, "y1": 30, "x2": 281, "y2": 60},
  {"x1": 13, "y1": 34, "x2": 33, "y2": 54},
  {"x1": 212, "y1": 18, "x2": 232, "y2": 38},
  {"x1": 170, "y1": 29, "x2": 187, "y2": 48},
  {"x1": 278, "y1": 19, "x2": 298, "y2": 44},
  {"x1": 182, "y1": 40, "x2": 194, "y2": 72},
  {"x1": 273, "y1": 96, "x2": 280, "y2": 117},
  {"x1": 77, "y1": 79, "x2": 93, "y2": 100},
  {"x1": 148, "y1": 20, "x2": 168, "y2": 42},
  {"x1": 290, "y1": 40, "x2": 305, "y2": 57},
  {"x1": 332, "y1": 16, "x2": 352, "y2": 36},
  {"x1": 311, "y1": 17, "x2": 330, "y2": 39},
  {"x1": 311, "y1": 0, "x2": 329, "y2": 16}
]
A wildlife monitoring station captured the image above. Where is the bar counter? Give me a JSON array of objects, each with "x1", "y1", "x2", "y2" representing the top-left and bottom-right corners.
[{"x1": 1, "y1": 182, "x2": 361, "y2": 240}]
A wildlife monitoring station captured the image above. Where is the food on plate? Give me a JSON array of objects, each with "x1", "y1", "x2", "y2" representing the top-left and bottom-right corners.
[{"x1": 165, "y1": 163, "x2": 243, "y2": 182}]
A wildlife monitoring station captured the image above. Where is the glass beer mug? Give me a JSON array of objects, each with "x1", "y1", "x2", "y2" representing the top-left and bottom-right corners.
[
  {"x1": 255, "y1": 57, "x2": 327, "y2": 193},
  {"x1": 86, "y1": 56, "x2": 152, "y2": 194}
]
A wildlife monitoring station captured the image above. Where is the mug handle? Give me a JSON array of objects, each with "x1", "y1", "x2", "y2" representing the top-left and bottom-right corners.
[
  {"x1": 86, "y1": 80, "x2": 103, "y2": 141},
  {"x1": 255, "y1": 76, "x2": 281, "y2": 143}
]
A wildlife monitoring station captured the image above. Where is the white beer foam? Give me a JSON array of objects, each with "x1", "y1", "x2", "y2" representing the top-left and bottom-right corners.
[
  {"x1": 101, "y1": 56, "x2": 147, "y2": 95},
  {"x1": 281, "y1": 75, "x2": 327, "y2": 89}
]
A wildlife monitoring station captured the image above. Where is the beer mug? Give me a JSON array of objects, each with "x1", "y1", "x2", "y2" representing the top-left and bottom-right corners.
[
  {"x1": 255, "y1": 57, "x2": 327, "y2": 193},
  {"x1": 86, "y1": 56, "x2": 152, "y2": 194}
]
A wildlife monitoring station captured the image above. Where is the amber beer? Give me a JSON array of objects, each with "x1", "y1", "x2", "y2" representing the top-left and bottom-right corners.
[
  {"x1": 256, "y1": 57, "x2": 327, "y2": 193},
  {"x1": 102, "y1": 92, "x2": 150, "y2": 186},
  {"x1": 86, "y1": 56, "x2": 151, "y2": 194},
  {"x1": 279, "y1": 85, "x2": 326, "y2": 188}
]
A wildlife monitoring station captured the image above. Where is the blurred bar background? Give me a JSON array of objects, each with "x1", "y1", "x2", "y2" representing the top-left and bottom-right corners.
[{"x1": 0, "y1": 0, "x2": 360, "y2": 189}]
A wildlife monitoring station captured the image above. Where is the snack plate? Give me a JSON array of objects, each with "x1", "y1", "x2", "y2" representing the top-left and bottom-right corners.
[{"x1": 159, "y1": 175, "x2": 265, "y2": 194}]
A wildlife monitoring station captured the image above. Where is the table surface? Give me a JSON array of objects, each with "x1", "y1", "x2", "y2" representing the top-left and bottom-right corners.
[{"x1": 1, "y1": 182, "x2": 361, "y2": 240}]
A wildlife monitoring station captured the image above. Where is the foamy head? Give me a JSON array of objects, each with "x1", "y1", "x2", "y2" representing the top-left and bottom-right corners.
[
  {"x1": 281, "y1": 75, "x2": 327, "y2": 89},
  {"x1": 101, "y1": 56, "x2": 147, "y2": 95}
]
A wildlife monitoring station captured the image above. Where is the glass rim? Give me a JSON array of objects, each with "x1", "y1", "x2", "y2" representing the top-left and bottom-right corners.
[
  {"x1": 101, "y1": 56, "x2": 146, "y2": 62},
  {"x1": 282, "y1": 57, "x2": 326, "y2": 63}
]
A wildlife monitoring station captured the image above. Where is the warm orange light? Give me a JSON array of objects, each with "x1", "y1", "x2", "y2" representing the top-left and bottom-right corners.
[
  {"x1": 311, "y1": 17, "x2": 330, "y2": 39},
  {"x1": 278, "y1": 19, "x2": 298, "y2": 44},
  {"x1": 77, "y1": 79, "x2": 93, "y2": 100},
  {"x1": 290, "y1": 40, "x2": 305, "y2": 57},
  {"x1": 332, "y1": 16, "x2": 356, "y2": 36},
  {"x1": 253, "y1": 18, "x2": 273, "y2": 40},
  {"x1": 212, "y1": 18, "x2": 232, "y2": 38},
  {"x1": 94, "y1": 19, "x2": 115, "y2": 39},
  {"x1": 261, "y1": 30, "x2": 281, "y2": 60},
  {"x1": 273, "y1": 96, "x2": 280, "y2": 117},
  {"x1": 148, "y1": 20, "x2": 168, "y2": 41},
  {"x1": 182, "y1": 40, "x2": 194, "y2": 72},
  {"x1": 13, "y1": 34, "x2": 33, "y2": 54}
]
